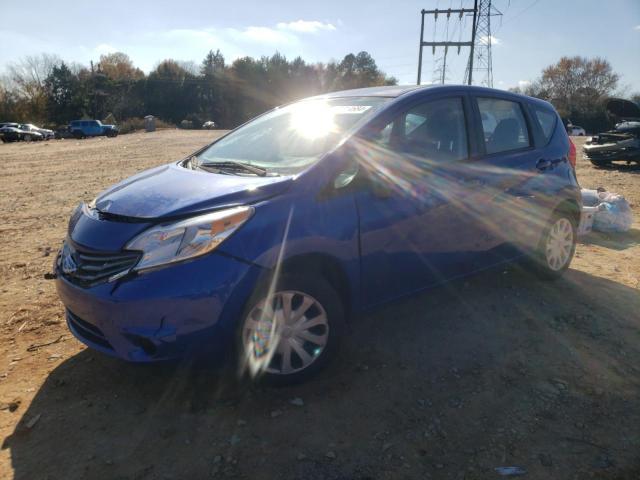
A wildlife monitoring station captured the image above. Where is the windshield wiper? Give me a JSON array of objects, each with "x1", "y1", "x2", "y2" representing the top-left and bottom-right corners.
[{"x1": 200, "y1": 161, "x2": 268, "y2": 176}]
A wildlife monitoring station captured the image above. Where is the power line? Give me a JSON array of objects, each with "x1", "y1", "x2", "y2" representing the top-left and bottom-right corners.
[{"x1": 500, "y1": 0, "x2": 540, "y2": 25}]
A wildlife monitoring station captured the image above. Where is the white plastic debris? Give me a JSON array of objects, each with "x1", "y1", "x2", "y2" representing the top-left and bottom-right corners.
[
  {"x1": 580, "y1": 188, "x2": 633, "y2": 233},
  {"x1": 578, "y1": 206, "x2": 598, "y2": 236}
]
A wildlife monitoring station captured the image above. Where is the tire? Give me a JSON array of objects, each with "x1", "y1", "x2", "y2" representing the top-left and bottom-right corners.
[
  {"x1": 73, "y1": 130, "x2": 85, "y2": 139},
  {"x1": 589, "y1": 159, "x2": 611, "y2": 168},
  {"x1": 24, "y1": 135, "x2": 32, "y2": 142},
  {"x1": 237, "y1": 273, "x2": 344, "y2": 385},
  {"x1": 526, "y1": 208, "x2": 577, "y2": 280}
]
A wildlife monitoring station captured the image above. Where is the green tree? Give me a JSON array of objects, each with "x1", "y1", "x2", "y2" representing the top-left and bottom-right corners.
[
  {"x1": 44, "y1": 62, "x2": 85, "y2": 124},
  {"x1": 145, "y1": 60, "x2": 199, "y2": 123},
  {"x1": 200, "y1": 49, "x2": 227, "y2": 126}
]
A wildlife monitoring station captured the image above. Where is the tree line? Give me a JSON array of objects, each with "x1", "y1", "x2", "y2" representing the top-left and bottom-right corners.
[
  {"x1": 0, "y1": 50, "x2": 397, "y2": 129},
  {"x1": 510, "y1": 56, "x2": 639, "y2": 133}
]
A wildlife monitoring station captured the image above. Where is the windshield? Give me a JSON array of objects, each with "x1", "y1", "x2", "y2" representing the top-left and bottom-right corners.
[{"x1": 196, "y1": 96, "x2": 390, "y2": 174}]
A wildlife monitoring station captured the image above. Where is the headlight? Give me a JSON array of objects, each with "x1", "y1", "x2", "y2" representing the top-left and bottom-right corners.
[{"x1": 126, "y1": 206, "x2": 253, "y2": 272}]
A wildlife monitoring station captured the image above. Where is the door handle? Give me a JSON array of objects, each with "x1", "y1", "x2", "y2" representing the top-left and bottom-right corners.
[{"x1": 536, "y1": 158, "x2": 552, "y2": 171}]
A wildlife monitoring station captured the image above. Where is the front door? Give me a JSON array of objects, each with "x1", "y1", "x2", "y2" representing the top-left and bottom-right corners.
[{"x1": 355, "y1": 94, "x2": 500, "y2": 308}]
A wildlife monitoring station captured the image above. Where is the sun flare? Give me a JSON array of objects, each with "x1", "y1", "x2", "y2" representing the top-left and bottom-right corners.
[{"x1": 289, "y1": 101, "x2": 336, "y2": 139}]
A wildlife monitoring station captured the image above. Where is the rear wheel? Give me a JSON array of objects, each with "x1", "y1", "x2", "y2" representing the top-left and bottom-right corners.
[
  {"x1": 527, "y1": 210, "x2": 577, "y2": 280},
  {"x1": 238, "y1": 274, "x2": 344, "y2": 384}
]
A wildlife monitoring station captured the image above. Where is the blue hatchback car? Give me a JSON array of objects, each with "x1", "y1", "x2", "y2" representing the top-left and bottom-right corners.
[{"x1": 55, "y1": 85, "x2": 580, "y2": 383}]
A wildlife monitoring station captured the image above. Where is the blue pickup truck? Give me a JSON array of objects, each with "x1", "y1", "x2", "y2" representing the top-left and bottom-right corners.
[{"x1": 69, "y1": 120, "x2": 119, "y2": 139}]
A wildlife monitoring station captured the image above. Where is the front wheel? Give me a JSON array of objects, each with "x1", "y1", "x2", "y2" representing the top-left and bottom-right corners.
[
  {"x1": 238, "y1": 274, "x2": 344, "y2": 384},
  {"x1": 527, "y1": 211, "x2": 577, "y2": 280}
]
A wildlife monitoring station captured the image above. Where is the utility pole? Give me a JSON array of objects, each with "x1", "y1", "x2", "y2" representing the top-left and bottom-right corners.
[
  {"x1": 467, "y1": 0, "x2": 478, "y2": 86},
  {"x1": 416, "y1": 5, "x2": 477, "y2": 85},
  {"x1": 417, "y1": 10, "x2": 426, "y2": 85}
]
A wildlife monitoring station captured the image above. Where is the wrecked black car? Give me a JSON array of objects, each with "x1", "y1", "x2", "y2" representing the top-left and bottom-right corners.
[{"x1": 583, "y1": 98, "x2": 640, "y2": 167}]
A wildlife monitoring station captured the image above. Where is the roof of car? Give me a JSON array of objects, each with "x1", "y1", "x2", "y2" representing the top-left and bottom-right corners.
[
  {"x1": 316, "y1": 84, "x2": 554, "y2": 107},
  {"x1": 317, "y1": 85, "x2": 428, "y2": 98}
]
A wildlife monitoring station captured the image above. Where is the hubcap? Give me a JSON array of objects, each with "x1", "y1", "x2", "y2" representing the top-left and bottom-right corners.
[
  {"x1": 242, "y1": 290, "x2": 329, "y2": 376},
  {"x1": 545, "y1": 217, "x2": 574, "y2": 271}
]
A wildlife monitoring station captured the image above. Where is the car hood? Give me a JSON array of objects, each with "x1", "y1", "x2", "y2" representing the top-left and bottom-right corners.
[{"x1": 95, "y1": 163, "x2": 294, "y2": 220}]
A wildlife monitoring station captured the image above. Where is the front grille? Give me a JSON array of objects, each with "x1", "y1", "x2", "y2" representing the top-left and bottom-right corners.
[
  {"x1": 67, "y1": 310, "x2": 114, "y2": 350},
  {"x1": 60, "y1": 242, "x2": 140, "y2": 288}
]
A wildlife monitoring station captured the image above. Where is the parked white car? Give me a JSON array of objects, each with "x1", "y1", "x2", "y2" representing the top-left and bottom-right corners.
[
  {"x1": 567, "y1": 125, "x2": 586, "y2": 136},
  {"x1": 20, "y1": 123, "x2": 54, "y2": 140}
]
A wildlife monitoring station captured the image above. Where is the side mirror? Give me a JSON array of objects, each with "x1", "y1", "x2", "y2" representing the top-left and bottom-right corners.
[{"x1": 334, "y1": 162, "x2": 360, "y2": 189}]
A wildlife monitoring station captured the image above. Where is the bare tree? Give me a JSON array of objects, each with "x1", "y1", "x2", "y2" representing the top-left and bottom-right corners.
[
  {"x1": 6, "y1": 53, "x2": 62, "y2": 121},
  {"x1": 8, "y1": 53, "x2": 62, "y2": 98}
]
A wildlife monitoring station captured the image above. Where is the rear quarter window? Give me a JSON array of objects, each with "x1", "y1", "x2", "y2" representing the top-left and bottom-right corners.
[{"x1": 532, "y1": 105, "x2": 557, "y2": 143}]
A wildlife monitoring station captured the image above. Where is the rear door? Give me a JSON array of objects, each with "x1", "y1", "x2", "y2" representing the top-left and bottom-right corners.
[{"x1": 467, "y1": 94, "x2": 550, "y2": 260}]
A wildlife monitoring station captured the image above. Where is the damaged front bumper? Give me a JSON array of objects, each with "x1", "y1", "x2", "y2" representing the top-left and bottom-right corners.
[{"x1": 55, "y1": 249, "x2": 263, "y2": 362}]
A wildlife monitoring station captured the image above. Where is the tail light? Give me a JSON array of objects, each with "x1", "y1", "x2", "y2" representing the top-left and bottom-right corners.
[{"x1": 568, "y1": 138, "x2": 577, "y2": 169}]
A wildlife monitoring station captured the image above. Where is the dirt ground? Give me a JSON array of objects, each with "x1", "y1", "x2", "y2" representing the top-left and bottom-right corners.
[{"x1": 0, "y1": 131, "x2": 639, "y2": 480}]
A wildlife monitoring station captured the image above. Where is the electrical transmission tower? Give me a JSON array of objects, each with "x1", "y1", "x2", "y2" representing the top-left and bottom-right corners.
[
  {"x1": 417, "y1": 1, "x2": 501, "y2": 87},
  {"x1": 463, "y1": 0, "x2": 502, "y2": 87}
]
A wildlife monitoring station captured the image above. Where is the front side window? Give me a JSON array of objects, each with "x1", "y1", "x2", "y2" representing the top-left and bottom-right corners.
[
  {"x1": 197, "y1": 96, "x2": 390, "y2": 174},
  {"x1": 477, "y1": 97, "x2": 530, "y2": 154},
  {"x1": 375, "y1": 96, "x2": 469, "y2": 162}
]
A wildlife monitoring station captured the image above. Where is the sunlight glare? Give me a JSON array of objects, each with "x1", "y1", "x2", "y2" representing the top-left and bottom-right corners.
[{"x1": 289, "y1": 101, "x2": 336, "y2": 139}]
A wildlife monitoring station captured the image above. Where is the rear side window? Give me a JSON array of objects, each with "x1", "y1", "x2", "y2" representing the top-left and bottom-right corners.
[
  {"x1": 477, "y1": 97, "x2": 530, "y2": 154},
  {"x1": 532, "y1": 105, "x2": 557, "y2": 143}
]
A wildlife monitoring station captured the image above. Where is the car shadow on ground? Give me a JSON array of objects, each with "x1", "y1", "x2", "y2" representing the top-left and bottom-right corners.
[
  {"x1": 4, "y1": 267, "x2": 640, "y2": 480},
  {"x1": 580, "y1": 228, "x2": 640, "y2": 251}
]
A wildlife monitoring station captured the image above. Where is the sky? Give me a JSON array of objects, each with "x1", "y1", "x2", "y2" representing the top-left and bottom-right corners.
[{"x1": 1, "y1": 0, "x2": 639, "y2": 93}]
